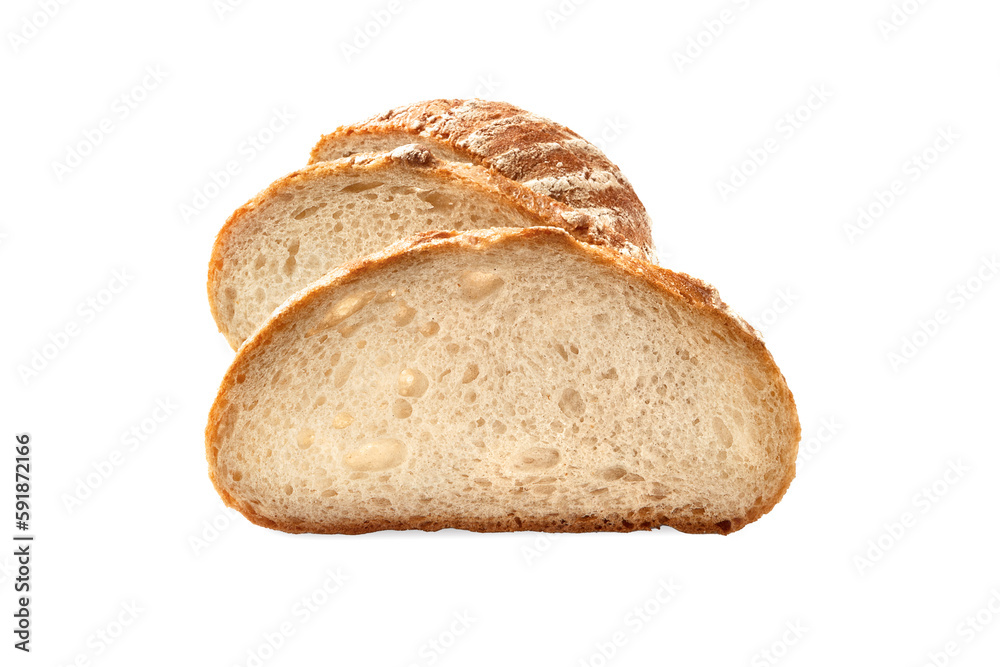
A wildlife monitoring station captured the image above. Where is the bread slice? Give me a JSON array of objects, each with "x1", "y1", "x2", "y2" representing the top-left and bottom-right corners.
[
  {"x1": 206, "y1": 227, "x2": 799, "y2": 535},
  {"x1": 309, "y1": 98, "x2": 654, "y2": 259},
  {"x1": 208, "y1": 145, "x2": 655, "y2": 349}
]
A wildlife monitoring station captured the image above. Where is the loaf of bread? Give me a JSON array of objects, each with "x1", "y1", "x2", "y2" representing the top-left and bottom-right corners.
[
  {"x1": 209, "y1": 145, "x2": 655, "y2": 349},
  {"x1": 206, "y1": 227, "x2": 799, "y2": 535},
  {"x1": 309, "y1": 98, "x2": 654, "y2": 259}
]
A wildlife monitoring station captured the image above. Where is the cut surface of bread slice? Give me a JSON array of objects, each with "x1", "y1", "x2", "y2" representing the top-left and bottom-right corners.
[
  {"x1": 309, "y1": 98, "x2": 655, "y2": 260},
  {"x1": 209, "y1": 144, "x2": 655, "y2": 350},
  {"x1": 206, "y1": 227, "x2": 800, "y2": 535}
]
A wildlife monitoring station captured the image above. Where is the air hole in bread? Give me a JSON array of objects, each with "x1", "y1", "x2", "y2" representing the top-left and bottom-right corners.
[
  {"x1": 459, "y1": 271, "x2": 504, "y2": 301},
  {"x1": 330, "y1": 358, "x2": 355, "y2": 388},
  {"x1": 417, "y1": 190, "x2": 457, "y2": 210},
  {"x1": 461, "y1": 363, "x2": 479, "y2": 384},
  {"x1": 293, "y1": 203, "x2": 327, "y2": 220},
  {"x1": 393, "y1": 399, "x2": 412, "y2": 419},
  {"x1": 599, "y1": 466, "x2": 627, "y2": 481},
  {"x1": 297, "y1": 429, "x2": 315, "y2": 449},
  {"x1": 340, "y1": 181, "x2": 384, "y2": 193},
  {"x1": 712, "y1": 416, "x2": 734, "y2": 449},
  {"x1": 557, "y1": 388, "x2": 585, "y2": 419},
  {"x1": 282, "y1": 240, "x2": 300, "y2": 276},
  {"x1": 515, "y1": 447, "x2": 560, "y2": 470},
  {"x1": 344, "y1": 439, "x2": 406, "y2": 472},
  {"x1": 397, "y1": 368, "x2": 428, "y2": 398},
  {"x1": 393, "y1": 302, "x2": 416, "y2": 326}
]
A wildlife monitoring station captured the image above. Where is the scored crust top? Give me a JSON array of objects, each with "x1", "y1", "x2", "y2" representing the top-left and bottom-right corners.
[{"x1": 309, "y1": 99, "x2": 657, "y2": 263}]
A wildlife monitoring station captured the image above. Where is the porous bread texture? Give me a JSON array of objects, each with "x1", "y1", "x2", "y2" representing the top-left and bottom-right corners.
[
  {"x1": 207, "y1": 227, "x2": 800, "y2": 535},
  {"x1": 209, "y1": 145, "x2": 654, "y2": 350},
  {"x1": 309, "y1": 98, "x2": 656, "y2": 263}
]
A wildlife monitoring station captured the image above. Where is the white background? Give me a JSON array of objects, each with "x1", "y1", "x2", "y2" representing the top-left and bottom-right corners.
[{"x1": 2, "y1": 1, "x2": 999, "y2": 665}]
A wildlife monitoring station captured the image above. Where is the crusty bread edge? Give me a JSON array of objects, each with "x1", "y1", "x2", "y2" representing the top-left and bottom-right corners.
[
  {"x1": 206, "y1": 227, "x2": 800, "y2": 536},
  {"x1": 208, "y1": 146, "x2": 655, "y2": 349}
]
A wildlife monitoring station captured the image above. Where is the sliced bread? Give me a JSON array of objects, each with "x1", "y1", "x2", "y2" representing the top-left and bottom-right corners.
[
  {"x1": 309, "y1": 99, "x2": 654, "y2": 258},
  {"x1": 206, "y1": 227, "x2": 800, "y2": 535},
  {"x1": 208, "y1": 145, "x2": 655, "y2": 349}
]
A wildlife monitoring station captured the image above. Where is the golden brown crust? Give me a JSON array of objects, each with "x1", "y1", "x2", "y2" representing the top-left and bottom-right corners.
[
  {"x1": 226, "y1": 507, "x2": 759, "y2": 535},
  {"x1": 207, "y1": 146, "x2": 655, "y2": 347},
  {"x1": 206, "y1": 227, "x2": 799, "y2": 535},
  {"x1": 308, "y1": 99, "x2": 656, "y2": 263}
]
